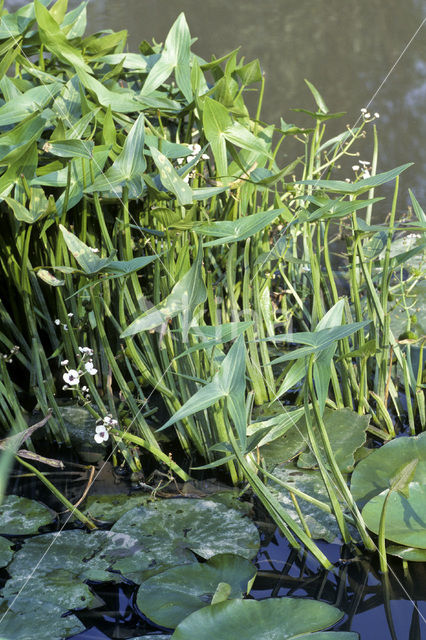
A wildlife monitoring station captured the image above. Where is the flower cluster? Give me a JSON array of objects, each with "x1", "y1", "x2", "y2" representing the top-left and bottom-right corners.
[
  {"x1": 62, "y1": 346, "x2": 98, "y2": 389},
  {"x1": 94, "y1": 415, "x2": 118, "y2": 444},
  {"x1": 351, "y1": 160, "x2": 371, "y2": 179},
  {"x1": 360, "y1": 108, "x2": 380, "y2": 122},
  {"x1": 1, "y1": 345, "x2": 20, "y2": 364}
]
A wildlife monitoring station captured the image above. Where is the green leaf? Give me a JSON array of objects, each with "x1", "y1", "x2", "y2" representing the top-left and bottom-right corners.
[
  {"x1": 296, "y1": 163, "x2": 413, "y2": 194},
  {"x1": 3, "y1": 568, "x2": 99, "y2": 615},
  {"x1": 247, "y1": 407, "x2": 306, "y2": 448},
  {"x1": 0, "y1": 495, "x2": 55, "y2": 535},
  {"x1": 136, "y1": 554, "x2": 256, "y2": 629},
  {"x1": 141, "y1": 13, "x2": 192, "y2": 103},
  {"x1": 77, "y1": 68, "x2": 143, "y2": 112},
  {"x1": 304, "y1": 79, "x2": 329, "y2": 113},
  {"x1": 174, "y1": 322, "x2": 253, "y2": 360},
  {"x1": 111, "y1": 498, "x2": 260, "y2": 583},
  {"x1": 121, "y1": 246, "x2": 206, "y2": 339},
  {"x1": 150, "y1": 145, "x2": 193, "y2": 205},
  {"x1": 351, "y1": 432, "x2": 426, "y2": 507},
  {"x1": 43, "y1": 138, "x2": 94, "y2": 159},
  {"x1": 269, "y1": 464, "x2": 342, "y2": 543},
  {"x1": 198, "y1": 208, "x2": 285, "y2": 247},
  {"x1": 60, "y1": 224, "x2": 115, "y2": 274},
  {"x1": 34, "y1": 0, "x2": 92, "y2": 74},
  {"x1": 8, "y1": 529, "x2": 144, "y2": 584},
  {"x1": 0, "y1": 535, "x2": 14, "y2": 568},
  {"x1": 171, "y1": 597, "x2": 357, "y2": 640},
  {"x1": 0, "y1": 82, "x2": 62, "y2": 126},
  {"x1": 0, "y1": 603, "x2": 85, "y2": 640},
  {"x1": 0, "y1": 112, "x2": 49, "y2": 163},
  {"x1": 160, "y1": 336, "x2": 246, "y2": 447},
  {"x1": 362, "y1": 483, "x2": 426, "y2": 548}
]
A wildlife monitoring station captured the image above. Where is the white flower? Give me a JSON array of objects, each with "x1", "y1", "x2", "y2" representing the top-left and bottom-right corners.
[
  {"x1": 60, "y1": 359, "x2": 69, "y2": 366},
  {"x1": 67, "y1": 312, "x2": 74, "y2": 318},
  {"x1": 79, "y1": 346, "x2": 93, "y2": 356},
  {"x1": 63, "y1": 325, "x2": 68, "y2": 332},
  {"x1": 352, "y1": 165, "x2": 360, "y2": 171},
  {"x1": 94, "y1": 424, "x2": 109, "y2": 444},
  {"x1": 54, "y1": 319, "x2": 61, "y2": 326},
  {"x1": 63, "y1": 369, "x2": 80, "y2": 386},
  {"x1": 89, "y1": 247, "x2": 99, "y2": 253},
  {"x1": 188, "y1": 143, "x2": 201, "y2": 155},
  {"x1": 364, "y1": 112, "x2": 371, "y2": 119},
  {"x1": 362, "y1": 170, "x2": 371, "y2": 179},
  {"x1": 103, "y1": 416, "x2": 112, "y2": 424},
  {"x1": 361, "y1": 108, "x2": 367, "y2": 114},
  {"x1": 85, "y1": 361, "x2": 98, "y2": 375},
  {"x1": 374, "y1": 112, "x2": 380, "y2": 118},
  {"x1": 359, "y1": 160, "x2": 370, "y2": 166},
  {"x1": 82, "y1": 385, "x2": 89, "y2": 392}
]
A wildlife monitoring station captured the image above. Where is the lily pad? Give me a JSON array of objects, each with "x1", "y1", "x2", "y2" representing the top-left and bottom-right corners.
[
  {"x1": 3, "y1": 568, "x2": 100, "y2": 614},
  {"x1": 136, "y1": 554, "x2": 256, "y2": 629},
  {"x1": 7, "y1": 529, "x2": 143, "y2": 583},
  {"x1": 170, "y1": 597, "x2": 358, "y2": 640},
  {"x1": 0, "y1": 495, "x2": 56, "y2": 535},
  {"x1": 268, "y1": 464, "x2": 343, "y2": 543},
  {"x1": 297, "y1": 409, "x2": 369, "y2": 472},
  {"x1": 0, "y1": 601, "x2": 85, "y2": 640},
  {"x1": 362, "y1": 483, "x2": 426, "y2": 548},
  {"x1": 387, "y1": 545, "x2": 426, "y2": 562},
  {"x1": 260, "y1": 408, "x2": 369, "y2": 472},
  {"x1": 0, "y1": 535, "x2": 14, "y2": 567},
  {"x1": 83, "y1": 492, "x2": 154, "y2": 523},
  {"x1": 111, "y1": 498, "x2": 260, "y2": 582},
  {"x1": 350, "y1": 433, "x2": 426, "y2": 507}
]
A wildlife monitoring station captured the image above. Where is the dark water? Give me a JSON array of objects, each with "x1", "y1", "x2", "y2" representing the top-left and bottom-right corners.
[
  {"x1": 4, "y1": 0, "x2": 426, "y2": 208},
  {"x1": 67, "y1": 528, "x2": 426, "y2": 640}
]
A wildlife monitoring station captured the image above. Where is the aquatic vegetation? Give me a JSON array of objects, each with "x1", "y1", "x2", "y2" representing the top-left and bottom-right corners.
[{"x1": 0, "y1": 0, "x2": 424, "y2": 624}]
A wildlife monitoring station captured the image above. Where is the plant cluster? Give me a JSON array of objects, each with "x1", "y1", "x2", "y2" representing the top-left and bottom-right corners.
[{"x1": 0, "y1": 0, "x2": 425, "y2": 572}]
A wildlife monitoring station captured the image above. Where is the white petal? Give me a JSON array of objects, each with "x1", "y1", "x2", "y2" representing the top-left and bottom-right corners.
[{"x1": 94, "y1": 433, "x2": 104, "y2": 444}]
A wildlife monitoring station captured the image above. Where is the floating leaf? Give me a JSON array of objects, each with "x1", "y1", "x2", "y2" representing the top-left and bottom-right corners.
[
  {"x1": 268, "y1": 464, "x2": 342, "y2": 543},
  {"x1": 350, "y1": 432, "x2": 426, "y2": 507},
  {"x1": 362, "y1": 483, "x2": 426, "y2": 548},
  {"x1": 3, "y1": 568, "x2": 99, "y2": 615},
  {"x1": 111, "y1": 498, "x2": 260, "y2": 582},
  {"x1": 387, "y1": 545, "x2": 426, "y2": 562},
  {"x1": 171, "y1": 597, "x2": 357, "y2": 640},
  {"x1": 0, "y1": 495, "x2": 56, "y2": 535},
  {"x1": 8, "y1": 529, "x2": 143, "y2": 583},
  {"x1": 136, "y1": 554, "x2": 256, "y2": 629},
  {"x1": 297, "y1": 409, "x2": 369, "y2": 472},
  {"x1": 0, "y1": 535, "x2": 14, "y2": 568},
  {"x1": 82, "y1": 492, "x2": 154, "y2": 523},
  {"x1": 0, "y1": 602, "x2": 85, "y2": 640}
]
